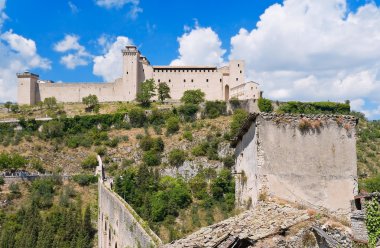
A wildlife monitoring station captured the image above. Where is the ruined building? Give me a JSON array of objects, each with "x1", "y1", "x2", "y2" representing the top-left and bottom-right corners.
[{"x1": 17, "y1": 46, "x2": 260, "y2": 105}]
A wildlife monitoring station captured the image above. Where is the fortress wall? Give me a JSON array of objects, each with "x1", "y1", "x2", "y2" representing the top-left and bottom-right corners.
[
  {"x1": 234, "y1": 114, "x2": 358, "y2": 214},
  {"x1": 37, "y1": 79, "x2": 125, "y2": 103},
  {"x1": 152, "y1": 70, "x2": 224, "y2": 100},
  {"x1": 98, "y1": 182, "x2": 161, "y2": 248}
]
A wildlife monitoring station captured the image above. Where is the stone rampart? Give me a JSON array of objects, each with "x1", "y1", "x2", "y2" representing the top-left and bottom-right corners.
[{"x1": 97, "y1": 156, "x2": 162, "y2": 248}]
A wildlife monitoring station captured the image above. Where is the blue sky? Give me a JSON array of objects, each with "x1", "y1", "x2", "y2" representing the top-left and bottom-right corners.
[{"x1": 1, "y1": 0, "x2": 380, "y2": 119}]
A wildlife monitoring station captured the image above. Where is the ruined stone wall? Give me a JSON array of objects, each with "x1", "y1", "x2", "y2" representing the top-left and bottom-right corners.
[
  {"x1": 235, "y1": 114, "x2": 358, "y2": 214},
  {"x1": 37, "y1": 79, "x2": 125, "y2": 103}
]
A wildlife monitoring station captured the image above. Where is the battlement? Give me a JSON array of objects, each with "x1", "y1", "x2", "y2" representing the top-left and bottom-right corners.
[{"x1": 17, "y1": 71, "x2": 39, "y2": 79}]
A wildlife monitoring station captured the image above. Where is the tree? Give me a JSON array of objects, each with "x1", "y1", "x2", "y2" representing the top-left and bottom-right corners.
[
  {"x1": 230, "y1": 109, "x2": 249, "y2": 137},
  {"x1": 258, "y1": 98, "x2": 273, "y2": 113},
  {"x1": 137, "y1": 79, "x2": 156, "y2": 107},
  {"x1": 157, "y1": 82, "x2": 171, "y2": 103},
  {"x1": 43, "y1": 97, "x2": 57, "y2": 109},
  {"x1": 168, "y1": 149, "x2": 187, "y2": 167},
  {"x1": 41, "y1": 120, "x2": 64, "y2": 139},
  {"x1": 10, "y1": 104, "x2": 19, "y2": 113},
  {"x1": 180, "y1": 89, "x2": 205, "y2": 105},
  {"x1": 82, "y1": 95, "x2": 99, "y2": 113},
  {"x1": 4, "y1": 101, "x2": 12, "y2": 112}
]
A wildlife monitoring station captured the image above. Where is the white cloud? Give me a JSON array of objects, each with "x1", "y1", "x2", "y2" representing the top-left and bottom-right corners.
[
  {"x1": 54, "y1": 34, "x2": 91, "y2": 69},
  {"x1": 170, "y1": 25, "x2": 226, "y2": 66},
  {"x1": 229, "y1": 0, "x2": 380, "y2": 119},
  {"x1": 68, "y1": 1, "x2": 79, "y2": 14},
  {"x1": 93, "y1": 36, "x2": 132, "y2": 81},
  {"x1": 0, "y1": 0, "x2": 7, "y2": 28},
  {"x1": 95, "y1": 0, "x2": 142, "y2": 18},
  {"x1": 0, "y1": 30, "x2": 51, "y2": 102}
]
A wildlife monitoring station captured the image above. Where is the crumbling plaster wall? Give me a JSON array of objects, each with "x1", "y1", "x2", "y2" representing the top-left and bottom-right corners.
[{"x1": 235, "y1": 114, "x2": 358, "y2": 214}]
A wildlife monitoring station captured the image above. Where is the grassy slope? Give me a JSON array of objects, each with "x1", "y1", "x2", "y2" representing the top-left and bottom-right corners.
[{"x1": 356, "y1": 119, "x2": 380, "y2": 178}]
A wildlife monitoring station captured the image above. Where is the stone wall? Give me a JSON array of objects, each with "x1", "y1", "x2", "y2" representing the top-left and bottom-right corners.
[
  {"x1": 234, "y1": 114, "x2": 358, "y2": 214},
  {"x1": 97, "y1": 156, "x2": 162, "y2": 248},
  {"x1": 351, "y1": 210, "x2": 368, "y2": 243}
]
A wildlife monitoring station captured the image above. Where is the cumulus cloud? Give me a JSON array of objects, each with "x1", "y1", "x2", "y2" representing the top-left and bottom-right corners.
[
  {"x1": 0, "y1": 29, "x2": 51, "y2": 102},
  {"x1": 93, "y1": 36, "x2": 132, "y2": 81},
  {"x1": 229, "y1": 0, "x2": 380, "y2": 119},
  {"x1": 95, "y1": 0, "x2": 142, "y2": 19},
  {"x1": 170, "y1": 25, "x2": 226, "y2": 66},
  {"x1": 54, "y1": 34, "x2": 91, "y2": 69}
]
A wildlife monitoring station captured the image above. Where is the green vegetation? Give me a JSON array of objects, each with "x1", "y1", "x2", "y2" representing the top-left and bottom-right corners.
[
  {"x1": 204, "y1": 101, "x2": 226, "y2": 119},
  {"x1": 365, "y1": 198, "x2": 380, "y2": 247},
  {"x1": 0, "y1": 152, "x2": 27, "y2": 171},
  {"x1": 82, "y1": 94, "x2": 100, "y2": 113},
  {"x1": 114, "y1": 166, "x2": 235, "y2": 242},
  {"x1": 178, "y1": 104, "x2": 199, "y2": 122},
  {"x1": 73, "y1": 174, "x2": 98, "y2": 186},
  {"x1": 157, "y1": 82, "x2": 171, "y2": 103},
  {"x1": 168, "y1": 149, "x2": 187, "y2": 166},
  {"x1": 180, "y1": 89, "x2": 205, "y2": 105},
  {"x1": 143, "y1": 150, "x2": 161, "y2": 166},
  {"x1": 191, "y1": 135, "x2": 221, "y2": 160},
  {"x1": 81, "y1": 154, "x2": 98, "y2": 170},
  {"x1": 137, "y1": 79, "x2": 156, "y2": 107},
  {"x1": 166, "y1": 116, "x2": 180, "y2": 135},
  {"x1": 277, "y1": 101, "x2": 350, "y2": 114},
  {"x1": 258, "y1": 98, "x2": 273, "y2": 113},
  {"x1": 0, "y1": 178, "x2": 95, "y2": 248},
  {"x1": 229, "y1": 109, "x2": 249, "y2": 138}
]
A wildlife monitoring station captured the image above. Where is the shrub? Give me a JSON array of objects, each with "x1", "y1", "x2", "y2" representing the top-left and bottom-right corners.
[
  {"x1": 183, "y1": 131, "x2": 193, "y2": 141},
  {"x1": 223, "y1": 155, "x2": 235, "y2": 168},
  {"x1": 230, "y1": 109, "x2": 249, "y2": 137},
  {"x1": 0, "y1": 177, "x2": 4, "y2": 185},
  {"x1": 128, "y1": 107, "x2": 146, "y2": 127},
  {"x1": 258, "y1": 98, "x2": 273, "y2": 113},
  {"x1": 157, "y1": 82, "x2": 171, "y2": 102},
  {"x1": 41, "y1": 120, "x2": 65, "y2": 139},
  {"x1": 137, "y1": 79, "x2": 156, "y2": 107},
  {"x1": 277, "y1": 101, "x2": 350, "y2": 114},
  {"x1": 72, "y1": 174, "x2": 98, "y2": 186},
  {"x1": 0, "y1": 152, "x2": 28, "y2": 170},
  {"x1": 191, "y1": 142, "x2": 208, "y2": 157},
  {"x1": 180, "y1": 89, "x2": 205, "y2": 105},
  {"x1": 229, "y1": 97, "x2": 240, "y2": 108},
  {"x1": 81, "y1": 154, "x2": 98, "y2": 169},
  {"x1": 143, "y1": 150, "x2": 161, "y2": 166},
  {"x1": 82, "y1": 94, "x2": 100, "y2": 113},
  {"x1": 30, "y1": 159, "x2": 45, "y2": 173},
  {"x1": 9, "y1": 183, "x2": 21, "y2": 199},
  {"x1": 122, "y1": 159, "x2": 134, "y2": 167},
  {"x1": 139, "y1": 136, "x2": 153, "y2": 151},
  {"x1": 105, "y1": 137, "x2": 119, "y2": 148},
  {"x1": 178, "y1": 104, "x2": 199, "y2": 122},
  {"x1": 361, "y1": 175, "x2": 380, "y2": 192},
  {"x1": 168, "y1": 149, "x2": 187, "y2": 166},
  {"x1": 31, "y1": 179, "x2": 55, "y2": 209},
  {"x1": 166, "y1": 117, "x2": 180, "y2": 135},
  {"x1": 204, "y1": 101, "x2": 226, "y2": 118},
  {"x1": 95, "y1": 146, "x2": 107, "y2": 156}
]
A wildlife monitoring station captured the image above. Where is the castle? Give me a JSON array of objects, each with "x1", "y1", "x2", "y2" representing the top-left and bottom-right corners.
[{"x1": 17, "y1": 46, "x2": 260, "y2": 105}]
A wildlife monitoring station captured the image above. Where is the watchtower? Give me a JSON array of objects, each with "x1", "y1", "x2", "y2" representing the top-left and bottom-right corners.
[
  {"x1": 17, "y1": 72, "x2": 39, "y2": 105},
  {"x1": 122, "y1": 46, "x2": 141, "y2": 101}
]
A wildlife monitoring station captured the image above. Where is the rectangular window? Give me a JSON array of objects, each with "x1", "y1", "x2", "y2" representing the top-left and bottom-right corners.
[
  {"x1": 236, "y1": 78, "x2": 238, "y2": 81},
  {"x1": 191, "y1": 79, "x2": 194, "y2": 82},
  {"x1": 158, "y1": 79, "x2": 160, "y2": 83},
  {"x1": 184, "y1": 79, "x2": 186, "y2": 82},
  {"x1": 220, "y1": 79, "x2": 222, "y2": 82},
  {"x1": 240, "y1": 70, "x2": 242, "y2": 73},
  {"x1": 169, "y1": 79, "x2": 171, "y2": 82},
  {"x1": 206, "y1": 79, "x2": 209, "y2": 82},
  {"x1": 238, "y1": 64, "x2": 240, "y2": 67}
]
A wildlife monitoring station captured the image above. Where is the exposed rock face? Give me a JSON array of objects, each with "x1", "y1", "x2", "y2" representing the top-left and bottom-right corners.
[{"x1": 162, "y1": 201, "x2": 351, "y2": 248}]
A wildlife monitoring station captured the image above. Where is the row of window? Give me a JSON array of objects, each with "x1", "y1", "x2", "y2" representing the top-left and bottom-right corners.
[
  {"x1": 157, "y1": 78, "x2": 227, "y2": 83},
  {"x1": 154, "y1": 69, "x2": 216, "y2": 73}
]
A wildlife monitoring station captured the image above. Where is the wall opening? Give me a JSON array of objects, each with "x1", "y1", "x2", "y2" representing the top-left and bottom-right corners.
[{"x1": 225, "y1": 85, "x2": 230, "y2": 101}]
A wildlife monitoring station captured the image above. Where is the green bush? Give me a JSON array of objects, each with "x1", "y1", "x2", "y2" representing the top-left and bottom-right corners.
[
  {"x1": 180, "y1": 89, "x2": 205, "y2": 105},
  {"x1": 204, "y1": 101, "x2": 226, "y2": 118},
  {"x1": 168, "y1": 149, "x2": 187, "y2": 166},
  {"x1": 143, "y1": 150, "x2": 161, "y2": 166},
  {"x1": 223, "y1": 155, "x2": 235, "y2": 168},
  {"x1": 166, "y1": 117, "x2": 180, "y2": 135},
  {"x1": 41, "y1": 120, "x2": 65, "y2": 139},
  {"x1": 277, "y1": 101, "x2": 350, "y2": 114},
  {"x1": 0, "y1": 177, "x2": 4, "y2": 186},
  {"x1": 95, "y1": 146, "x2": 107, "y2": 156},
  {"x1": 31, "y1": 179, "x2": 56, "y2": 209},
  {"x1": 139, "y1": 136, "x2": 164, "y2": 152},
  {"x1": 72, "y1": 174, "x2": 98, "y2": 186},
  {"x1": 105, "y1": 137, "x2": 119, "y2": 148},
  {"x1": 191, "y1": 142, "x2": 208, "y2": 157},
  {"x1": 178, "y1": 104, "x2": 199, "y2": 122},
  {"x1": 229, "y1": 98, "x2": 240, "y2": 108},
  {"x1": 258, "y1": 98, "x2": 273, "y2": 113},
  {"x1": 361, "y1": 175, "x2": 380, "y2": 192},
  {"x1": 183, "y1": 131, "x2": 193, "y2": 141},
  {"x1": 30, "y1": 159, "x2": 45, "y2": 173},
  {"x1": 230, "y1": 109, "x2": 249, "y2": 137},
  {"x1": 128, "y1": 107, "x2": 146, "y2": 127},
  {"x1": 81, "y1": 154, "x2": 98, "y2": 169},
  {"x1": 0, "y1": 152, "x2": 28, "y2": 170}
]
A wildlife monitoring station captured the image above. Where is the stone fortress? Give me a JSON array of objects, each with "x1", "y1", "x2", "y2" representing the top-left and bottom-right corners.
[{"x1": 17, "y1": 45, "x2": 261, "y2": 105}]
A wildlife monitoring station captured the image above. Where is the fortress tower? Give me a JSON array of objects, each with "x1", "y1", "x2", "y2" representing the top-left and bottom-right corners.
[
  {"x1": 17, "y1": 72, "x2": 39, "y2": 105},
  {"x1": 122, "y1": 46, "x2": 141, "y2": 101}
]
